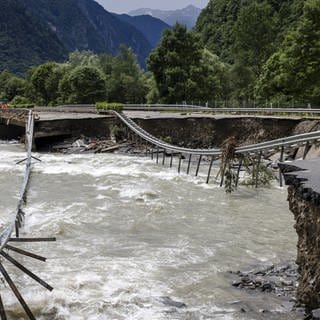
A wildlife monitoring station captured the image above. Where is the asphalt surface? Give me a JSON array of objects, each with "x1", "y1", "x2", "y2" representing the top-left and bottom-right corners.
[
  {"x1": 34, "y1": 110, "x2": 303, "y2": 121},
  {"x1": 281, "y1": 159, "x2": 320, "y2": 196}
]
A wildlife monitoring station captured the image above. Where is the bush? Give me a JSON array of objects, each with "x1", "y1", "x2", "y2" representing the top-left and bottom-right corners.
[
  {"x1": 8, "y1": 103, "x2": 34, "y2": 109},
  {"x1": 10, "y1": 95, "x2": 32, "y2": 105},
  {"x1": 96, "y1": 102, "x2": 124, "y2": 112}
]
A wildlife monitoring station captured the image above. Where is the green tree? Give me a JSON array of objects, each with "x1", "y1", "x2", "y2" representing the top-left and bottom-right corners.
[
  {"x1": 196, "y1": 0, "x2": 242, "y2": 62},
  {"x1": 233, "y1": 1, "x2": 275, "y2": 76},
  {"x1": 68, "y1": 51, "x2": 100, "y2": 69},
  {"x1": 4, "y1": 76, "x2": 26, "y2": 101},
  {"x1": 256, "y1": 0, "x2": 320, "y2": 104},
  {"x1": 62, "y1": 66, "x2": 106, "y2": 104},
  {"x1": 229, "y1": 63, "x2": 256, "y2": 101},
  {"x1": 30, "y1": 62, "x2": 64, "y2": 105},
  {"x1": 200, "y1": 49, "x2": 232, "y2": 101},
  {"x1": 10, "y1": 95, "x2": 32, "y2": 105},
  {"x1": 106, "y1": 46, "x2": 147, "y2": 103},
  {"x1": 144, "y1": 72, "x2": 160, "y2": 103},
  {"x1": 147, "y1": 23, "x2": 205, "y2": 103},
  {"x1": 0, "y1": 71, "x2": 14, "y2": 98}
]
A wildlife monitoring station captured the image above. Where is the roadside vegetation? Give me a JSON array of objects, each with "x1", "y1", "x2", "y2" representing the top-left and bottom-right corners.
[{"x1": 0, "y1": 0, "x2": 319, "y2": 107}]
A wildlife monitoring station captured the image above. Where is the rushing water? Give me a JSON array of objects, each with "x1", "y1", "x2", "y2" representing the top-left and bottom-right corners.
[{"x1": 0, "y1": 142, "x2": 302, "y2": 320}]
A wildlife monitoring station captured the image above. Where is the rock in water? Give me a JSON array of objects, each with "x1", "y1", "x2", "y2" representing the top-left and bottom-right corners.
[
  {"x1": 159, "y1": 296, "x2": 187, "y2": 308},
  {"x1": 312, "y1": 308, "x2": 320, "y2": 319}
]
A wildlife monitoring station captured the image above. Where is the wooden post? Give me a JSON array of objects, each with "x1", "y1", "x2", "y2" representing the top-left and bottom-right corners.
[
  {"x1": 162, "y1": 149, "x2": 166, "y2": 166},
  {"x1": 15, "y1": 220, "x2": 19, "y2": 238},
  {"x1": 151, "y1": 147, "x2": 154, "y2": 160},
  {"x1": 170, "y1": 152, "x2": 173, "y2": 168},
  {"x1": 235, "y1": 155, "x2": 244, "y2": 188},
  {"x1": 303, "y1": 141, "x2": 310, "y2": 160},
  {"x1": 9, "y1": 237, "x2": 56, "y2": 242},
  {"x1": 0, "y1": 263, "x2": 36, "y2": 320},
  {"x1": 195, "y1": 155, "x2": 202, "y2": 177},
  {"x1": 145, "y1": 143, "x2": 148, "y2": 157},
  {"x1": 178, "y1": 154, "x2": 182, "y2": 173},
  {"x1": 5, "y1": 244, "x2": 46, "y2": 262},
  {"x1": 279, "y1": 146, "x2": 284, "y2": 187},
  {"x1": 220, "y1": 163, "x2": 227, "y2": 187},
  {"x1": 206, "y1": 156, "x2": 214, "y2": 184},
  {"x1": 156, "y1": 147, "x2": 159, "y2": 164},
  {"x1": 0, "y1": 294, "x2": 7, "y2": 320},
  {"x1": 0, "y1": 252, "x2": 53, "y2": 291},
  {"x1": 255, "y1": 151, "x2": 262, "y2": 188},
  {"x1": 186, "y1": 154, "x2": 192, "y2": 174}
]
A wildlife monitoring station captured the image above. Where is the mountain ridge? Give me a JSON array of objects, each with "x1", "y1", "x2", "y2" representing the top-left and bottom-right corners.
[
  {"x1": 114, "y1": 14, "x2": 171, "y2": 47},
  {"x1": 18, "y1": 0, "x2": 152, "y2": 67},
  {"x1": 1, "y1": 0, "x2": 166, "y2": 74},
  {"x1": 129, "y1": 5, "x2": 202, "y2": 29}
]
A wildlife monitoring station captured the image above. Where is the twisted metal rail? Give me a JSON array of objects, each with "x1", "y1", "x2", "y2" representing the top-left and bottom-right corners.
[
  {"x1": 123, "y1": 104, "x2": 320, "y2": 115},
  {"x1": 0, "y1": 110, "x2": 55, "y2": 320},
  {"x1": 112, "y1": 111, "x2": 320, "y2": 185},
  {"x1": 114, "y1": 111, "x2": 320, "y2": 156}
]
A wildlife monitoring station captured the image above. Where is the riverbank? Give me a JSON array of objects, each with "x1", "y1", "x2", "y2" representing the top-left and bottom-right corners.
[{"x1": 280, "y1": 160, "x2": 320, "y2": 319}]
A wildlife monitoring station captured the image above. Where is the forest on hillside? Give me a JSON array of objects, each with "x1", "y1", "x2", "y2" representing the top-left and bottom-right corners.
[{"x1": 0, "y1": 0, "x2": 319, "y2": 106}]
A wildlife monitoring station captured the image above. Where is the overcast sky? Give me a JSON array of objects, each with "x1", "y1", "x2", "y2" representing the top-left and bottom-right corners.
[{"x1": 95, "y1": 0, "x2": 209, "y2": 13}]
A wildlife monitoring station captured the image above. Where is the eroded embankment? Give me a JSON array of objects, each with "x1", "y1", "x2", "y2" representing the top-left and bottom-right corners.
[
  {"x1": 132, "y1": 116, "x2": 320, "y2": 148},
  {"x1": 280, "y1": 161, "x2": 320, "y2": 314}
]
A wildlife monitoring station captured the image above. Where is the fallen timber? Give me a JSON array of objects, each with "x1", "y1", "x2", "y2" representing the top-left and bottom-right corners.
[
  {"x1": 0, "y1": 110, "x2": 56, "y2": 320},
  {"x1": 109, "y1": 110, "x2": 320, "y2": 188}
]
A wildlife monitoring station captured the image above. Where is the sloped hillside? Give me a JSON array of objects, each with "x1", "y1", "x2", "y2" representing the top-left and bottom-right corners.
[
  {"x1": 18, "y1": 0, "x2": 151, "y2": 68},
  {"x1": 0, "y1": 0, "x2": 67, "y2": 74},
  {"x1": 115, "y1": 14, "x2": 170, "y2": 47}
]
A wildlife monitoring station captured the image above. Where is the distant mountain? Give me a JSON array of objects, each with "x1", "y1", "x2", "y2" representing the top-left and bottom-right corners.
[
  {"x1": 18, "y1": 0, "x2": 151, "y2": 68},
  {"x1": 129, "y1": 5, "x2": 202, "y2": 29},
  {"x1": 114, "y1": 14, "x2": 171, "y2": 47},
  {"x1": 0, "y1": 0, "x2": 67, "y2": 74},
  {"x1": 0, "y1": 0, "x2": 154, "y2": 74}
]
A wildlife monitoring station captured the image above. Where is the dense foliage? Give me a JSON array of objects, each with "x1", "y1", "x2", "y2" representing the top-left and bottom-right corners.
[
  {"x1": 0, "y1": 48, "x2": 148, "y2": 105},
  {"x1": 0, "y1": 0, "x2": 318, "y2": 106},
  {"x1": 256, "y1": 0, "x2": 320, "y2": 104},
  {"x1": 195, "y1": 0, "x2": 319, "y2": 104},
  {"x1": 148, "y1": 24, "x2": 231, "y2": 103},
  {"x1": 96, "y1": 102, "x2": 124, "y2": 112}
]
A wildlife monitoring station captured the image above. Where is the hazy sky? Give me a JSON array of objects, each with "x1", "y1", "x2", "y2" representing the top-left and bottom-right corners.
[{"x1": 95, "y1": 0, "x2": 209, "y2": 13}]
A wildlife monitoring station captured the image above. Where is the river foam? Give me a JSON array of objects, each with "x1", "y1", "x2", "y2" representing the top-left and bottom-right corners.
[{"x1": 0, "y1": 143, "x2": 301, "y2": 319}]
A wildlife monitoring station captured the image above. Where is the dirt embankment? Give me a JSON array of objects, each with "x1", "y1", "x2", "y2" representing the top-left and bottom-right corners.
[{"x1": 133, "y1": 117, "x2": 320, "y2": 149}]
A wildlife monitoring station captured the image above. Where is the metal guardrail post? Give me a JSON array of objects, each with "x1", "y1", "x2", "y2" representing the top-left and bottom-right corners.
[
  {"x1": 206, "y1": 156, "x2": 215, "y2": 184},
  {"x1": 0, "y1": 110, "x2": 55, "y2": 319},
  {"x1": 186, "y1": 154, "x2": 192, "y2": 174},
  {"x1": 279, "y1": 146, "x2": 285, "y2": 187},
  {"x1": 235, "y1": 155, "x2": 244, "y2": 188},
  {"x1": 195, "y1": 155, "x2": 202, "y2": 177},
  {"x1": 178, "y1": 154, "x2": 182, "y2": 173},
  {"x1": 170, "y1": 153, "x2": 173, "y2": 168},
  {"x1": 110, "y1": 110, "x2": 320, "y2": 186},
  {"x1": 255, "y1": 152, "x2": 262, "y2": 188}
]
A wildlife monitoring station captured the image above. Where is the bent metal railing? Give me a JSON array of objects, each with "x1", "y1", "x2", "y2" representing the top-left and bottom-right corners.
[
  {"x1": 112, "y1": 111, "x2": 320, "y2": 186},
  {"x1": 0, "y1": 110, "x2": 55, "y2": 320}
]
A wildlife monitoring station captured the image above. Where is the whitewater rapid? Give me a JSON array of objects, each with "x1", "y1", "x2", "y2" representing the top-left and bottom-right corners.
[{"x1": 0, "y1": 142, "x2": 300, "y2": 319}]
